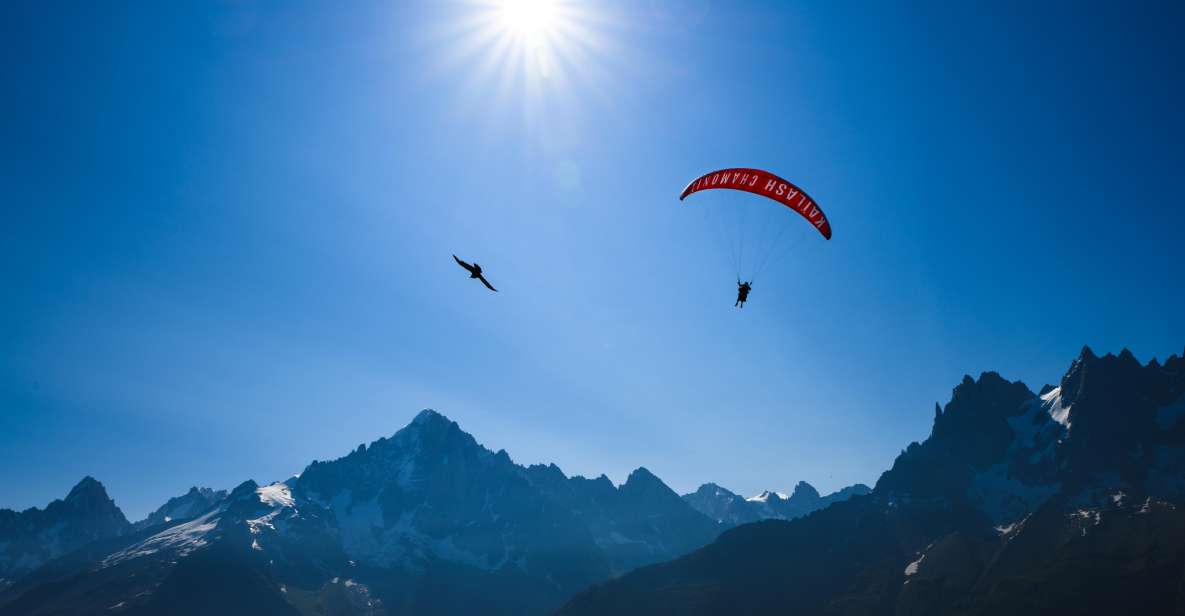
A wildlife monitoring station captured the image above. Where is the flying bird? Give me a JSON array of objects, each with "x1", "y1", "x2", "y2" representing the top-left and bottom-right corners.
[{"x1": 452, "y1": 255, "x2": 497, "y2": 292}]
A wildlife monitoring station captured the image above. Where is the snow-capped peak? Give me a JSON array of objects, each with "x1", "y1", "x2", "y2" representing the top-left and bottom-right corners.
[{"x1": 746, "y1": 490, "x2": 789, "y2": 503}]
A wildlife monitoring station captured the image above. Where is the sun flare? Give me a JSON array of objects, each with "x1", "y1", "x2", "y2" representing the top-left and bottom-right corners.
[
  {"x1": 428, "y1": 0, "x2": 615, "y2": 128},
  {"x1": 497, "y1": 0, "x2": 556, "y2": 43}
]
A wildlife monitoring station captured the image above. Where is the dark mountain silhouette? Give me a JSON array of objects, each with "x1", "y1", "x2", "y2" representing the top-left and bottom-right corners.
[
  {"x1": 557, "y1": 346, "x2": 1185, "y2": 615},
  {"x1": 0, "y1": 410, "x2": 721, "y2": 616},
  {"x1": 0, "y1": 477, "x2": 130, "y2": 588}
]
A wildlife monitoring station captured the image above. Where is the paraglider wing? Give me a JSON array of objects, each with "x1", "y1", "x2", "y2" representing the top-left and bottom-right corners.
[{"x1": 679, "y1": 168, "x2": 832, "y2": 240}]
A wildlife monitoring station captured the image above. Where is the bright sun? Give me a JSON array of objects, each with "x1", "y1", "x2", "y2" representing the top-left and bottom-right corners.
[
  {"x1": 497, "y1": 0, "x2": 556, "y2": 42},
  {"x1": 435, "y1": 0, "x2": 610, "y2": 113}
]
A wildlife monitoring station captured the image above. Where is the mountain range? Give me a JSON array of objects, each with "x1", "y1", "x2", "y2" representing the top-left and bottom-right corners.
[
  {"x1": 2, "y1": 346, "x2": 1182, "y2": 615},
  {"x1": 558, "y1": 347, "x2": 1185, "y2": 615},
  {"x1": 0, "y1": 410, "x2": 861, "y2": 615},
  {"x1": 682, "y1": 481, "x2": 870, "y2": 526}
]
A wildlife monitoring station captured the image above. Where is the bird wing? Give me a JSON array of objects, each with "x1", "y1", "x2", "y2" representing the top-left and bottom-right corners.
[
  {"x1": 453, "y1": 254, "x2": 476, "y2": 274},
  {"x1": 477, "y1": 274, "x2": 498, "y2": 292}
]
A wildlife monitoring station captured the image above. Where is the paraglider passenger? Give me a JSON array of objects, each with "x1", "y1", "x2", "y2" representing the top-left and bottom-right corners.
[{"x1": 736, "y1": 280, "x2": 752, "y2": 308}]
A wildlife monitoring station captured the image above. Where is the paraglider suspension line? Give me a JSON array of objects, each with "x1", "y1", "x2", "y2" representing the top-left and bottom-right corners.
[
  {"x1": 734, "y1": 198, "x2": 754, "y2": 279},
  {"x1": 750, "y1": 223, "x2": 806, "y2": 283}
]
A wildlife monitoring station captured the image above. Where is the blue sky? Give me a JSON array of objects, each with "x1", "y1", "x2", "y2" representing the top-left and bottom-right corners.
[{"x1": 2, "y1": 0, "x2": 1183, "y2": 520}]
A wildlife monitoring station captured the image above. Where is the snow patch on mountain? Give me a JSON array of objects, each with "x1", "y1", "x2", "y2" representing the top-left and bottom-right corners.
[
  {"x1": 1008, "y1": 395, "x2": 1065, "y2": 459},
  {"x1": 1042, "y1": 386, "x2": 1072, "y2": 429},
  {"x1": 256, "y1": 483, "x2": 295, "y2": 509},
  {"x1": 1138, "y1": 497, "x2": 1176, "y2": 515},
  {"x1": 904, "y1": 552, "x2": 925, "y2": 577},
  {"x1": 1069, "y1": 508, "x2": 1104, "y2": 537},
  {"x1": 994, "y1": 513, "x2": 1029, "y2": 537},
  {"x1": 246, "y1": 507, "x2": 284, "y2": 537},
  {"x1": 103, "y1": 508, "x2": 221, "y2": 567}
]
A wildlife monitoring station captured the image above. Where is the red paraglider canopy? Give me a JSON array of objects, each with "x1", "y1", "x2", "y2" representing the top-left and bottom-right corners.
[{"x1": 679, "y1": 168, "x2": 831, "y2": 240}]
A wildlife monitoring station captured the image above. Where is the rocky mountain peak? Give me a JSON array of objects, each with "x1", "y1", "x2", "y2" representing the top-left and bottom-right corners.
[
  {"x1": 134, "y1": 485, "x2": 228, "y2": 530},
  {"x1": 55, "y1": 477, "x2": 126, "y2": 524},
  {"x1": 1060, "y1": 345, "x2": 1104, "y2": 401},
  {"x1": 387, "y1": 408, "x2": 480, "y2": 456},
  {"x1": 228, "y1": 480, "x2": 260, "y2": 501},
  {"x1": 411, "y1": 408, "x2": 448, "y2": 427},
  {"x1": 62, "y1": 476, "x2": 119, "y2": 511},
  {"x1": 692, "y1": 483, "x2": 730, "y2": 497},
  {"x1": 620, "y1": 467, "x2": 676, "y2": 501},
  {"x1": 0, "y1": 477, "x2": 131, "y2": 583},
  {"x1": 789, "y1": 481, "x2": 821, "y2": 502},
  {"x1": 876, "y1": 370, "x2": 1036, "y2": 498},
  {"x1": 681, "y1": 483, "x2": 759, "y2": 525},
  {"x1": 65, "y1": 476, "x2": 104, "y2": 498},
  {"x1": 624, "y1": 466, "x2": 658, "y2": 483}
]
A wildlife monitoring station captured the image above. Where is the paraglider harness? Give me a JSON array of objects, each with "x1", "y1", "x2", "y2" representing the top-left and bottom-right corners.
[{"x1": 736, "y1": 279, "x2": 752, "y2": 307}]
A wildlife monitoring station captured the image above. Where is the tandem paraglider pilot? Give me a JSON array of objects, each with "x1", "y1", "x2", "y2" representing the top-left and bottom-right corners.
[{"x1": 735, "y1": 280, "x2": 752, "y2": 308}]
